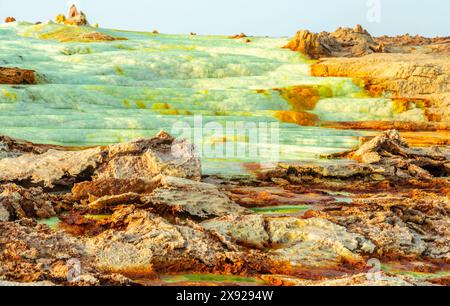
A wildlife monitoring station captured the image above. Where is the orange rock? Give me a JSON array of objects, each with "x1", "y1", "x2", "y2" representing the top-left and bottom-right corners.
[
  {"x1": 230, "y1": 33, "x2": 247, "y2": 39},
  {"x1": 4, "y1": 17, "x2": 16, "y2": 23},
  {"x1": 0, "y1": 67, "x2": 36, "y2": 85}
]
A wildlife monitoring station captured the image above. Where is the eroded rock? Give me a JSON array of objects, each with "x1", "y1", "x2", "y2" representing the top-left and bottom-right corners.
[
  {"x1": 84, "y1": 206, "x2": 235, "y2": 274},
  {"x1": 142, "y1": 176, "x2": 249, "y2": 220},
  {"x1": 0, "y1": 67, "x2": 36, "y2": 85},
  {"x1": 284, "y1": 25, "x2": 383, "y2": 59},
  {"x1": 347, "y1": 130, "x2": 449, "y2": 180},
  {"x1": 0, "y1": 184, "x2": 56, "y2": 221},
  {"x1": 0, "y1": 132, "x2": 201, "y2": 188},
  {"x1": 4, "y1": 17, "x2": 16, "y2": 23},
  {"x1": 261, "y1": 272, "x2": 433, "y2": 286}
]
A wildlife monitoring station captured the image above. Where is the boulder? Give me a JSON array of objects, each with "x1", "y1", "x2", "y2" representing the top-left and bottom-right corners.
[
  {"x1": 4, "y1": 17, "x2": 16, "y2": 23},
  {"x1": 0, "y1": 67, "x2": 36, "y2": 85}
]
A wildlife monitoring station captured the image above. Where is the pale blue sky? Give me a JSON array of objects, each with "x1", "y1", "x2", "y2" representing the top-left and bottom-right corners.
[{"x1": 0, "y1": 0, "x2": 448, "y2": 37}]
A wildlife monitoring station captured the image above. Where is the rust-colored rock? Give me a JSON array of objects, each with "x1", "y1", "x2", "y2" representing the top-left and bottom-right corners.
[
  {"x1": 4, "y1": 17, "x2": 16, "y2": 23},
  {"x1": 0, "y1": 67, "x2": 36, "y2": 85},
  {"x1": 0, "y1": 184, "x2": 57, "y2": 221},
  {"x1": 286, "y1": 25, "x2": 450, "y2": 59}
]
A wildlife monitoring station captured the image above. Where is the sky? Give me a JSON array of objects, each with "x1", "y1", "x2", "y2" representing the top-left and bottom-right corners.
[{"x1": 0, "y1": 0, "x2": 448, "y2": 37}]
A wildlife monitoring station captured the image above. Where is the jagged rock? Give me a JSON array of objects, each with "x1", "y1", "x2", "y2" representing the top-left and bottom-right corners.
[
  {"x1": 72, "y1": 176, "x2": 163, "y2": 202},
  {"x1": 321, "y1": 189, "x2": 450, "y2": 260},
  {"x1": 0, "y1": 220, "x2": 132, "y2": 285},
  {"x1": 266, "y1": 217, "x2": 375, "y2": 268},
  {"x1": 0, "y1": 135, "x2": 63, "y2": 159},
  {"x1": 4, "y1": 17, "x2": 16, "y2": 23},
  {"x1": 201, "y1": 214, "x2": 269, "y2": 249},
  {"x1": 65, "y1": 5, "x2": 88, "y2": 26},
  {"x1": 284, "y1": 25, "x2": 383, "y2": 59},
  {"x1": 142, "y1": 176, "x2": 250, "y2": 220},
  {"x1": 261, "y1": 272, "x2": 433, "y2": 286},
  {"x1": 265, "y1": 130, "x2": 449, "y2": 183},
  {"x1": 201, "y1": 214, "x2": 375, "y2": 269},
  {"x1": 284, "y1": 30, "x2": 338, "y2": 59},
  {"x1": 84, "y1": 206, "x2": 234, "y2": 273},
  {"x1": 347, "y1": 130, "x2": 450, "y2": 180},
  {"x1": 93, "y1": 132, "x2": 201, "y2": 182},
  {"x1": 0, "y1": 147, "x2": 102, "y2": 188},
  {"x1": 286, "y1": 25, "x2": 450, "y2": 59},
  {"x1": 260, "y1": 162, "x2": 385, "y2": 184},
  {"x1": 0, "y1": 67, "x2": 36, "y2": 85},
  {"x1": 0, "y1": 132, "x2": 201, "y2": 188},
  {"x1": 0, "y1": 184, "x2": 56, "y2": 221}
]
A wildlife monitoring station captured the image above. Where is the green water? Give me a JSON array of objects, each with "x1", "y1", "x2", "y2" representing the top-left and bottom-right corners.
[
  {"x1": 161, "y1": 274, "x2": 264, "y2": 284},
  {"x1": 0, "y1": 22, "x2": 427, "y2": 175},
  {"x1": 36, "y1": 216, "x2": 61, "y2": 230},
  {"x1": 251, "y1": 205, "x2": 311, "y2": 215}
]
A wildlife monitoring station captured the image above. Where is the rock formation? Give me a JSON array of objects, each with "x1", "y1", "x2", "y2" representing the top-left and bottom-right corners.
[
  {"x1": 0, "y1": 131, "x2": 201, "y2": 188},
  {"x1": 285, "y1": 24, "x2": 450, "y2": 59},
  {"x1": 285, "y1": 25, "x2": 450, "y2": 123},
  {"x1": 0, "y1": 67, "x2": 36, "y2": 85},
  {"x1": 4, "y1": 17, "x2": 16, "y2": 23},
  {"x1": 284, "y1": 25, "x2": 384, "y2": 59},
  {"x1": 66, "y1": 5, "x2": 88, "y2": 26}
]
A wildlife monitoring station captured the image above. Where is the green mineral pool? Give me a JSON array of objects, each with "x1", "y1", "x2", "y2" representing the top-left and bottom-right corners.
[{"x1": 161, "y1": 274, "x2": 265, "y2": 285}]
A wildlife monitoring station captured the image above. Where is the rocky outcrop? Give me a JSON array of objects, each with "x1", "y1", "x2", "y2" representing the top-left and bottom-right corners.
[
  {"x1": 0, "y1": 131, "x2": 201, "y2": 188},
  {"x1": 311, "y1": 53, "x2": 450, "y2": 122},
  {"x1": 4, "y1": 17, "x2": 16, "y2": 23},
  {"x1": 201, "y1": 214, "x2": 375, "y2": 269},
  {"x1": 84, "y1": 206, "x2": 252, "y2": 275},
  {"x1": 56, "y1": 5, "x2": 88, "y2": 26},
  {"x1": 0, "y1": 67, "x2": 36, "y2": 85},
  {"x1": 142, "y1": 176, "x2": 250, "y2": 220},
  {"x1": 285, "y1": 24, "x2": 450, "y2": 59},
  {"x1": 284, "y1": 25, "x2": 384, "y2": 59},
  {"x1": 0, "y1": 184, "x2": 56, "y2": 221},
  {"x1": 346, "y1": 130, "x2": 449, "y2": 180},
  {"x1": 0, "y1": 219, "x2": 132, "y2": 285},
  {"x1": 264, "y1": 130, "x2": 449, "y2": 183}
]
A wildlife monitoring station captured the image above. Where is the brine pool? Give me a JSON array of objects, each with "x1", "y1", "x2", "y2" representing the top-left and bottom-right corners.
[{"x1": 0, "y1": 22, "x2": 428, "y2": 175}]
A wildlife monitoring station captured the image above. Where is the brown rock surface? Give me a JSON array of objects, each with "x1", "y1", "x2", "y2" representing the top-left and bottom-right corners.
[
  {"x1": 0, "y1": 184, "x2": 56, "y2": 221},
  {"x1": 4, "y1": 17, "x2": 16, "y2": 23},
  {"x1": 284, "y1": 25, "x2": 384, "y2": 59},
  {"x1": 0, "y1": 67, "x2": 36, "y2": 85}
]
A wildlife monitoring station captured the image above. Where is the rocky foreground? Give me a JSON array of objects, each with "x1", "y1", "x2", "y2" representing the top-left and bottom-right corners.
[{"x1": 0, "y1": 130, "x2": 448, "y2": 286}]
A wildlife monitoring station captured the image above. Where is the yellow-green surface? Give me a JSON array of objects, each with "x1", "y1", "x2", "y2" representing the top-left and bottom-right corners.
[{"x1": 0, "y1": 21, "x2": 428, "y2": 174}]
